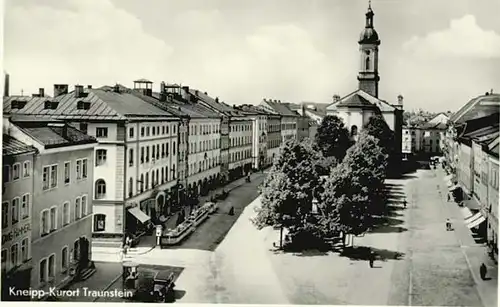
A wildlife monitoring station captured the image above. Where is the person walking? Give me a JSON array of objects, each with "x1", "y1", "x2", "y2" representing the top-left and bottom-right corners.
[
  {"x1": 369, "y1": 251, "x2": 375, "y2": 268},
  {"x1": 446, "y1": 219, "x2": 451, "y2": 231},
  {"x1": 480, "y1": 263, "x2": 487, "y2": 280}
]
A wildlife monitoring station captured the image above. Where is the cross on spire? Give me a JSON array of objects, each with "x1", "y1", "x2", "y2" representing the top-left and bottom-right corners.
[{"x1": 369, "y1": 0, "x2": 372, "y2": 9}]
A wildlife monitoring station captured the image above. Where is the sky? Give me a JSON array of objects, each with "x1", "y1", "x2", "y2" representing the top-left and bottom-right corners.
[{"x1": 3, "y1": 0, "x2": 500, "y2": 112}]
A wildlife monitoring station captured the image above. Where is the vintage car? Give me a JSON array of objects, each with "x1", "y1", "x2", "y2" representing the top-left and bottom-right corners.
[{"x1": 150, "y1": 270, "x2": 176, "y2": 302}]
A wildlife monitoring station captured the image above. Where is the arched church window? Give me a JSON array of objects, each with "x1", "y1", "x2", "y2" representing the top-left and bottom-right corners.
[{"x1": 365, "y1": 56, "x2": 370, "y2": 70}]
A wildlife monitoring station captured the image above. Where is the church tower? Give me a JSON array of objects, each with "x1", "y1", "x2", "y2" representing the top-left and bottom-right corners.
[{"x1": 357, "y1": 1, "x2": 380, "y2": 98}]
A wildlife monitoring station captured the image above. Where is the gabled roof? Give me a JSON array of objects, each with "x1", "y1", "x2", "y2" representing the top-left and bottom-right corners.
[
  {"x1": 458, "y1": 113, "x2": 499, "y2": 138},
  {"x1": 260, "y1": 99, "x2": 298, "y2": 116},
  {"x1": 2, "y1": 134, "x2": 37, "y2": 156},
  {"x1": 327, "y1": 89, "x2": 397, "y2": 112},
  {"x1": 150, "y1": 92, "x2": 221, "y2": 119},
  {"x1": 449, "y1": 93, "x2": 500, "y2": 124},
  {"x1": 188, "y1": 89, "x2": 244, "y2": 117}
]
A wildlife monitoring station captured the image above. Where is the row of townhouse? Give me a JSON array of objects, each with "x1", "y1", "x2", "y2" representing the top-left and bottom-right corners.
[
  {"x1": 3, "y1": 80, "x2": 314, "y2": 237},
  {"x1": 443, "y1": 91, "x2": 500, "y2": 262},
  {"x1": 401, "y1": 113, "x2": 449, "y2": 160},
  {"x1": 2, "y1": 118, "x2": 97, "y2": 300}
]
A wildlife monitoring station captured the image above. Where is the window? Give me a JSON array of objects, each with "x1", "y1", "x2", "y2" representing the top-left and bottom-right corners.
[
  {"x1": 146, "y1": 147, "x2": 150, "y2": 162},
  {"x1": 152, "y1": 146, "x2": 156, "y2": 161},
  {"x1": 21, "y1": 194, "x2": 29, "y2": 219},
  {"x1": 156, "y1": 144, "x2": 160, "y2": 160},
  {"x1": 166, "y1": 143, "x2": 169, "y2": 156},
  {"x1": 76, "y1": 159, "x2": 88, "y2": 179},
  {"x1": 162, "y1": 126, "x2": 165, "y2": 134},
  {"x1": 63, "y1": 202, "x2": 70, "y2": 225},
  {"x1": 146, "y1": 127, "x2": 150, "y2": 136},
  {"x1": 166, "y1": 126, "x2": 169, "y2": 134},
  {"x1": 42, "y1": 165, "x2": 58, "y2": 190},
  {"x1": 10, "y1": 244, "x2": 18, "y2": 267},
  {"x1": 141, "y1": 127, "x2": 145, "y2": 137},
  {"x1": 145, "y1": 173, "x2": 149, "y2": 190},
  {"x1": 50, "y1": 206, "x2": 57, "y2": 231},
  {"x1": 61, "y1": 247, "x2": 68, "y2": 271},
  {"x1": 39, "y1": 258, "x2": 47, "y2": 284},
  {"x1": 152, "y1": 127, "x2": 156, "y2": 136},
  {"x1": 81, "y1": 195, "x2": 87, "y2": 216},
  {"x1": 129, "y1": 148, "x2": 134, "y2": 166},
  {"x1": 3, "y1": 165, "x2": 11, "y2": 182},
  {"x1": 95, "y1": 179, "x2": 106, "y2": 199},
  {"x1": 94, "y1": 214, "x2": 106, "y2": 232},
  {"x1": 40, "y1": 210, "x2": 49, "y2": 236},
  {"x1": 129, "y1": 127, "x2": 134, "y2": 138},
  {"x1": 141, "y1": 147, "x2": 145, "y2": 163},
  {"x1": 75, "y1": 197, "x2": 81, "y2": 220},
  {"x1": 140, "y1": 174, "x2": 144, "y2": 193},
  {"x1": 12, "y1": 163, "x2": 20, "y2": 180},
  {"x1": 11, "y1": 197, "x2": 19, "y2": 225},
  {"x1": 128, "y1": 178, "x2": 133, "y2": 197},
  {"x1": 21, "y1": 238, "x2": 28, "y2": 262},
  {"x1": 96, "y1": 149, "x2": 107, "y2": 166},
  {"x1": 173, "y1": 142, "x2": 176, "y2": 155},
  {"x1": 48, "y1": 254, "x2": 55, "y2": 279},
  {"x1": 23, "y1": 161, "x2": 31, "y2": 178},
  {"x1": 96, "y1": 127, "x2": 108, "y2": 138},
  {"x1": 2, "y1": 202, "x2": 8, "y2": 228},
  {"x1": 64, "y1": 162, "x2": 70, "y2": 184}
]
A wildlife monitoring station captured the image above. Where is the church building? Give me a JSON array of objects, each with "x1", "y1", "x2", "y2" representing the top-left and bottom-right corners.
[{"x1": 326, "y1": 2, "x2": 403, "y2": 160}]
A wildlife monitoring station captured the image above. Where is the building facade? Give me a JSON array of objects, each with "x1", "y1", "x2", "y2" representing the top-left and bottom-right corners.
[
  {"x1": 402, "y1": 127, "x2": 412, "y2": 159},
  {"x1": 265, "y1": 113, "x2": 282, "y2": 166},
  {"x1": 2, "y1": 134, "x2": 36, "y2": 300},
  {"x1": 325, "y1": 4, "x2": 404, "y2": 163},
  {"x1": 5, "y1": 119, "x2": 97, "y2": 297}
]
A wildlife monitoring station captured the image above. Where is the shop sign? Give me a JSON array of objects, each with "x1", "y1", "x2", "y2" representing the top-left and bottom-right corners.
[{"x1": 2, "y1": 223, "x2": 31, "y2": 245}]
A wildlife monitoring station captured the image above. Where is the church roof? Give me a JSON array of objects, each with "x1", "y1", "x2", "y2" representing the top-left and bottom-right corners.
[{"x1": 326, "y1": 89, "x2": 397, "y2": 113}]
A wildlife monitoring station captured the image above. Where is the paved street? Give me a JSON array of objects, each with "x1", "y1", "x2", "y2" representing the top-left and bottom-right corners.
[{"x1": 86, "y1": 167, "x2": 497, "y2": 305}]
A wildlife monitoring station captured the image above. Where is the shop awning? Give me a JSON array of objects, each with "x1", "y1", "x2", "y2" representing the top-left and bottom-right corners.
[
  {"x1": 461, "y1": 207, "x2": 473, "y2": 219},
  {"x1": 463, "y1": 198, "x2": 481, "y2": 211},
  {"x1": 466, "y1": 213, "x2": 486, "y2": 229},
  {"x1": 128, "y1": 207, "x2": 151, "y2": 224}
]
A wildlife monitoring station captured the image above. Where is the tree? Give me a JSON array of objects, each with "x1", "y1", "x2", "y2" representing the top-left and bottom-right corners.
[
  {"x1": 342, "y1": 131, "x2": 388, "y2": 215},
  {"x1": 364, "y1": 113, "x2": 394, "y2": 156},
  {"x1": 252, "y1": 138, "x2": 321, "y2": 248},
  {"x1": 314, "y1": 115, "x2": 352, "y2": 166},
  {"x1": 320, "y1": 132, "x2": 388, "y2": 243}
]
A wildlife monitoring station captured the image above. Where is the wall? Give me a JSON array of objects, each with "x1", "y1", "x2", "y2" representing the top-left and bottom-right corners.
[
  {"x1": 2, "y1": 152, "x2": 34, "y2": 274},
  {"x1": 487, "y1": 157, "x2": 499, "y2": 248},
  {"x1": 31, "y1": 146, "x2": 94, "y2": 291}
]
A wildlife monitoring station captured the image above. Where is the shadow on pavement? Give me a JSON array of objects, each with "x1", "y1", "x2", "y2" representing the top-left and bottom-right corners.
[{"x1": 339, "y1": 246, "x2": 405, "y2": 261}]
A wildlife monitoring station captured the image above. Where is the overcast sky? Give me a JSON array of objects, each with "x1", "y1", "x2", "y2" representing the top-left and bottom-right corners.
[{"x1": 3, "y1": 0, "x2": 500, "y2": 112}]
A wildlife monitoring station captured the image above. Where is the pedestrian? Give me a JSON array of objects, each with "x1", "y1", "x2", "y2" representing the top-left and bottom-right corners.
[
  {"x1": 228, "y1": 206, "x2": 235, "y2": 216},
  {"x1": 403, "y1": 199, "x2": 407, "y2": 209},
  {"x1": 446, "y1": 219, "x2": 451, "y2": 231},
  {"x1": 480, "y1": 263, "x2": 487, "y2": 280},
  {"x1": 369, "y1": 251, "x2": 375, "y2": 268}
]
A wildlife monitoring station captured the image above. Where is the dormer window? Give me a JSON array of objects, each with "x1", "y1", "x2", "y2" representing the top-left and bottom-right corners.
[
  {"x1": 11, "y1": 100, "x2": 26, "y2": 110},
  {"x1": 43, "y1": 100, "x2": 58, "y2": 110},
  {"x1": 77, "y1": 101, "x2": 91, "y2": 110}
]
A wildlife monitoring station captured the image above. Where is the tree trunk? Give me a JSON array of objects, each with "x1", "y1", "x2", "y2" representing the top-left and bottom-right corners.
[{"x1": 280, "y1": 225, "x2": 284, "y2": 249}]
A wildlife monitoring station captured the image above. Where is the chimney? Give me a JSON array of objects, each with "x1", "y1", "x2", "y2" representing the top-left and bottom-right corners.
[
  {"x1": 397, "y1": 95, "x2": 404, "y2": 105},
  {"x1": 4, "y1": 73, "x2": 9, "y2": 97},
  {"x1": 39, "y1": 88, "x2": 45, "y2": 97},
  {"x1": 215, "y1": 97, "x2": 219, "y2": 103},
  {"x1": 74, "y1": 85, "x2": 84, "y2": 98},
  {"x1": 160, "y1": 81, "x2": 166, "y2": 94},
  {"x1": 485, "y1": 92, "x2": 489, "y2": 96},
  {"x1": 332, "y1": 95, "x2": 340, "y2": 103},
  {"x1": 87, "y1": 85, "x2": 92, "y2": 90},
  {"x1": 278, "y1": 100, "x2": 281, "y2": 103},
  {"x1": 54, "y1": 84, "x2": 69, "y2": 97},
  {"x1": 113, "y1": 84, "x2": 120, "y2": 93}
]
